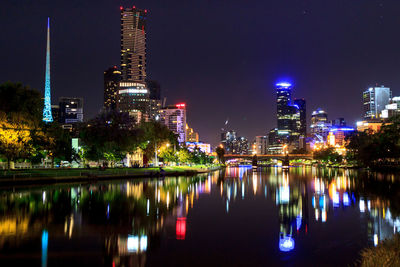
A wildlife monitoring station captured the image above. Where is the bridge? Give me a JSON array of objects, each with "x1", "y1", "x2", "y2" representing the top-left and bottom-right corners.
[{"x1": 224, "y1": 154, "x2": 313, "y2": 161}]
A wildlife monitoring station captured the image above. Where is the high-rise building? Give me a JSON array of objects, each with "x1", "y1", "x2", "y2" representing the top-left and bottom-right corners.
[
  {"x1": 51, "y1": 105, "x2": 59, "y2": 123},
  {"x1": 276, "y1": 82, "x2": 301, "y2": 146},
  {"x1": 118, "y1": 6, "x2": 150, "y2": 120},
  {"x1": 159, "y1": 103, "x2": 187, "y2": 143},
  {"x1": 104, "y1": 66, "x2": 121, "y2": 110},
  {"x1": 255, "y1": 136, "x2": 268, "y2": 155},
  {"x1": 186, "y1": 124, "x2": 199, "y2": 142},
  {"x1": 117, "y1": 81, "x2": 150, "y2": 122},
  {"x1": 363, "y1": 85, "x2": 391, "y2": 119},
  {"x1": 381, "y1": 96, "x2": 400, "y2": 119},
  {"x1": 146, "y1": 79, "x2": 162, "y2": 120},
  {"x1": 42, "y1": 17, "x2": 53, "y2": 123},
  {"x1": 293, "y1": 98, "x2": 306, "y2": 136},
  {"x1": 120, "y1": 6, "x2": 147, "y2": 83},
  {"x1": 310, "y1": 108, "x2": 330, "y2": 138},
  {"x1": 59, "y1": 97, "x2": 84, "y2": 124}
]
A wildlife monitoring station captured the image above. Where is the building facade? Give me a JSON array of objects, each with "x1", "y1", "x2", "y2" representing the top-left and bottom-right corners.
[
  {"x1": 117, "y1": 82, "x2": 150, "y2": 122},
  {"x1": 186, "y1": 124, "x2": 199, "y2": 142},
  {"x1": 146, "y1": 79, "x2": 162, "y2": 120},
  {"x1": 310, "y1": 108, "x2": 330, "y2": 138},
  {"x1": 120, "y1": 6, "x2": 147, "y2": 83},
  {"x1": 363, "y1": 86, "x2": 391, "y2": 119},
  {"x1": 255, "y1": 136, "x2": 268, "y2": 155},
  {"x1": 59, "y1": 97, "x2": 84, "y2": 124},
  {"x1": 293, "y1": 98, "x2": 306, "y2": 137},
  {"x1": 159, "y1": 104, "x2": 187, "y2": 143},
  {"x1": 104, "y1": 66, "x2": 121, "y2": 110}
]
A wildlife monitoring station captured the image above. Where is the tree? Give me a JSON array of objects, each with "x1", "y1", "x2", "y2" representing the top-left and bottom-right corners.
[
  {"x1": 0, "y1": 82, "x2": 43, "y2": 122},
  {"x1": 177, "y1": 149, "x2": 191, "y2": 165},
  {"x1": 313, "y1": 147, "x2": 342, "y2": 164},
  {"x1": 216, "y1": 146, "x2": 225, "y2": 164},
  {"x1": 0, "y1": 112, "x2": 34, "y2": 169}
]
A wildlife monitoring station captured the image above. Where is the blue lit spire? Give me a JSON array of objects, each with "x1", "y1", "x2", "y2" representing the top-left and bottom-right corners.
[{"x1": 42, "y1": 17, "x2": 53, "y2": 123}]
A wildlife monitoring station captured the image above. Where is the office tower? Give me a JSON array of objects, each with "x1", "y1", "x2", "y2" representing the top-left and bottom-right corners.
[
  {"x1": 381, "y1": 96, "x2": 400, "y2": 119},
  {"x1": 276, "y1": 82, "x2": 301, "y2": 146},
  {"x1": 42, "y1": 17, "x2": 53, "y2": 123},
  {"x1": 294, "y1": 98, "x2": 306, "y2": 136},
  {"x1": 104, "y1": 66, "x2": 121, "y2": 110},
  {"x1": 120, "y1": 6, "x2": 147, "y2": 82},
  {"x1": 59, "y1": 97, "x2": 84, "y2": 124},
  {"x1": 255, "y1": 136, "x2": 268, "y2": 154},
  {"x1": 186, "y1": 124, "x2": 199, "y2": 142},
  {"x1": 310, "y1": 108, "x2": 330, "y2": 137},
  {"x1": 146, "y1": 79, "x2": 162, "y2": 120},
  {"x1": 159, "y1": 103, "x2": 187, "y2": 143},
  {"x1": 117, "y1": 82, "x2": 150, "y2": 122},
  {"x1": 363, "y1": 85, "x2": 391, "y2": 119},
  {"x1": 118, "y1": 6, "x2": 150, "y2": 120}
]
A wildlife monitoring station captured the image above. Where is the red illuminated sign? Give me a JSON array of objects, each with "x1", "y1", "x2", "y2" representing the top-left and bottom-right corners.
[
  {"x1": 176, "y1": 103, "x2": 186, "y2": 108},
  {"x1": 176, "y1": 217, "x2": 186, "y2": 240}
]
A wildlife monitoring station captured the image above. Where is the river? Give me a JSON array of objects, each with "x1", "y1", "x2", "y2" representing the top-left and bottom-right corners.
[{"x1": 0, "y1": 166, "x2": 399, "y2": 266}]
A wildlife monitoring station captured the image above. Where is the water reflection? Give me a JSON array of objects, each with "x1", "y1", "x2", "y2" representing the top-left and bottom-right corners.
[{"x1": 0, "y1": 167, "x2": 399, "y2": 266}]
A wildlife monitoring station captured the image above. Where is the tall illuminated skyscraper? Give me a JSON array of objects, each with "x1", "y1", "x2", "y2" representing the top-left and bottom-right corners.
[
  {"x1": 118, "y1": 6, "x2": 150, "y2": 121},
  {"x1": 42, "y1": 17, "x2": 53, "y2": 123},
  {"x1": 120, "y1": 6, "x2": 147, "y2": 82},
  {"x1": 363, "y1": 85, "x2": 391, "y2": 119}
]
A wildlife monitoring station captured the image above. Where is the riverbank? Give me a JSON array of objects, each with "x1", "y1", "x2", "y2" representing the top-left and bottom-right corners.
[
  {"x1": 359, "y1": 234, "x2": 400, "y2": 266},
  {"x1": 0, "y1": 165, "x2": 223, "y2": 186}
]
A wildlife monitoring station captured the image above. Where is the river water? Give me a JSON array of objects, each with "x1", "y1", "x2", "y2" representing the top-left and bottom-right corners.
[{"x1": 0, "y1": 166, "x2": 399, "y2": 266}]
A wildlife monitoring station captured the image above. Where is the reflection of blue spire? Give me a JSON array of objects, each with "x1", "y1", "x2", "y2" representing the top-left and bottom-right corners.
[{"x1": 42, "y1": 17, "x2": 53, "y2": 123}]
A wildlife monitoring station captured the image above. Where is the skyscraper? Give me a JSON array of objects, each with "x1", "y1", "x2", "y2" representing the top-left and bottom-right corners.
[
  {"x1": 42, "y1": 17, "x2": 53, "y2": 123},
  {"x1": 276, "y1": 82, "x2": 301, "y2": 146},
  {"x1": 310, "y1": 108, "x2": 330, "y2": 138},
  {"x1": 294, "y1": 98, "x2": 306, "y2": 136},
  {"x1": 104, "y1": 66, "x2": 121, "y2": 110},
  {"x1": 120, "y1": 6, "x2": 147, "y2": 82},
  {"x1": 363, "y1": 85, "x2": 391, "y2": 119},
  {"x1": 118, "y1": 6, "x2": 150, "y2": 120}
]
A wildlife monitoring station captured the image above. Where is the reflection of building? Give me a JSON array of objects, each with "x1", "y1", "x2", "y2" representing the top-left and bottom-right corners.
[
  {"x1": 104, "y1": 66, "x2": 121, "y2": 110},
  {"x1": 59, "y1": 97, "x2": 84, "y2": 124},
  {"x1": 160, "y1": 104, "x2": 187, "y2": 143},
  {"x1": 363, "y1": 85, "x2": 391, "y2": 119}
]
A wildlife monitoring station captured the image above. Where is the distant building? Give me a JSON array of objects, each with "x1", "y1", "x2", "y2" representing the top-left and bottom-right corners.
[
  {"x1": 328, "y1": 127, "x2": 355, "y2": 146},
  {"x1": 51, "y1": 105, "x2": 59, "y2": 123},
  {"x1": 363, "y1": 85, "x2": 391, "y2": 119},
  {"x1": 159, "y1": 103, "x2": 187, "y2": 143},
  {"x1": 186, "y1": 124, "x2": 199, "y2": 142},
  {"x1": 294, "y1": 98, "x2": 306, "y2": 136},
  {"x1": 331, "y1": 117, "x2": 346, "y2": 127},
  {"x1": 186, "y1": 142, "x2": 211, "y2": 154},
  {"x1": 59, "y1": 97, "x2": 83, "y2": 124},
  {"x1": 220, "y1": 130, "x2": 248, "y2": 154},
  {"x1": 104, "y1": 66, "x2": 121, "y2": 110},
  {"x1": 255, "y1": 136, "x2": 268, "y2": 154},
  {"x1": 117, "y1": 81, "x2": 150, "y2": 123},
  {"x1": 146, "y1": 79, "x2": 162, "y2": 120},
  {"x1": 381, "y1": 96, "x2": 400, "y2": 119},
  {"x1": 310, "y1": 108, "x2": 330, "y2": 138},
  {"x1": 356, "y1": 120, "x2": 384, "y2": 133},
  {"x1": 268, "y1": 128, "x2": 283, "y2": 154}
]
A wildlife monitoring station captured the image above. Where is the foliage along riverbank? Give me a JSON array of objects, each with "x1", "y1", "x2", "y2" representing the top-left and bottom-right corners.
[
  {"x1": 359, "y1": 234, "x2": 400, "y2": 267},
  {"x1": 0, "y1": 165, "x2": 223, "y2": 186}
]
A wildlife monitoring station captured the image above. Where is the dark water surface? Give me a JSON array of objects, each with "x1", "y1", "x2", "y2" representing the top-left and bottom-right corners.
[{"x1": 0, "y1": 167, "x2": 399, "y2": 266}]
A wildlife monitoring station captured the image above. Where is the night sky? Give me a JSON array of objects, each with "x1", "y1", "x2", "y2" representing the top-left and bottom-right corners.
[{"x1": 1, "y1": 0, "x2": 400, "y2": 146}]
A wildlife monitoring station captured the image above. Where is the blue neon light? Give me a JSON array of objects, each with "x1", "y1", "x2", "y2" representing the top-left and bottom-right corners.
[
  {"x1": 343, "y1": 192, "x2": 350, "y2": 206},
  {"x1": 276, "y1": 82, "x2": 292, "y2": 88},
  {"x1": 330, "y1": 128, "x2": 355, "y2": 132}
]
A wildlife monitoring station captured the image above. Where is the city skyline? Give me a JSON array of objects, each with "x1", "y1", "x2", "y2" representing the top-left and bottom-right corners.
[{"x1": 2, "y1": 1, "x2": 400, "y2": 145}]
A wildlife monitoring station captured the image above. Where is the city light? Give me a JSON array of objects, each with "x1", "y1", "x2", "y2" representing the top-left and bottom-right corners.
[
  {"x1": 276, "y1": 82, "x2": 292, "y2": 88},
  {"x1": 279, "y1": 236, "x2": 295, "y2": 252}
]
